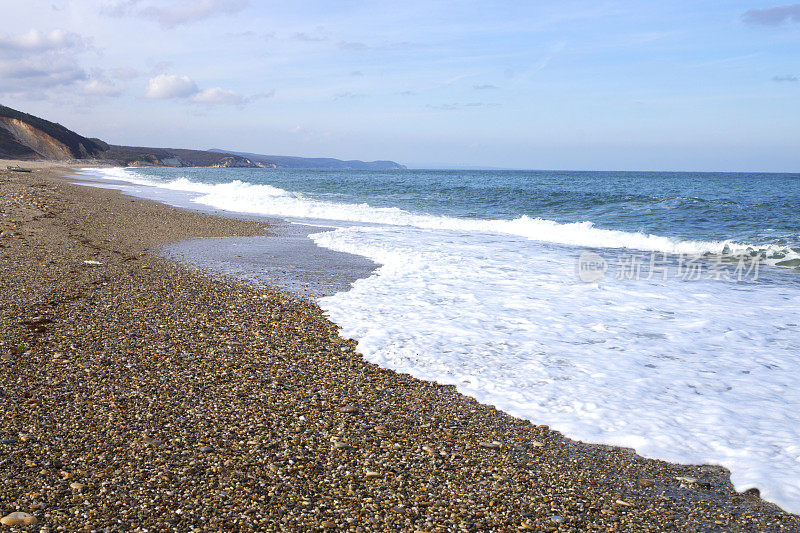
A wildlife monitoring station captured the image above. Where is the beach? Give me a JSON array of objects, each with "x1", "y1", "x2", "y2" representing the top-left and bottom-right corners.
[{"x1": 1, "y1": 162, "x2": 798, "y2": 532}]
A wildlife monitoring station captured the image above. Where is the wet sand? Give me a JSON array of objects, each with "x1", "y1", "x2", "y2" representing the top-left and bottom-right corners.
[{"x1": 1, "y1": 161, "x2": 798, "y2": 531}]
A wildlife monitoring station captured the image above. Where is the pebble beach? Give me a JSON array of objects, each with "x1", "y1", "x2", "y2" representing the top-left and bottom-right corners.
[{"x1": 1, "y1": 162, "x2": 799, "y2": 532}]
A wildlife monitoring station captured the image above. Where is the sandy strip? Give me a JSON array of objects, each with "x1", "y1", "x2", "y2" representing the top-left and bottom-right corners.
[{"x1": 0, "y1": 161, "x2": 797, "y2": 531}]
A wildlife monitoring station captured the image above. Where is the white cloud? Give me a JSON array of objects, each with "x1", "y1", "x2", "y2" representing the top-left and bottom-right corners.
[
  {"x1": 190, "y1": 87, "x2": 244, "y2": 104},
  {"x1": 142, "y1": 73, "x2": 246, "y2": 105},
  {"x1": 83, "y1": 78, "x2": 123, "y2": 97},
  {"x1": 143, "y1": 74, "x2": 198, "y2": 99}
]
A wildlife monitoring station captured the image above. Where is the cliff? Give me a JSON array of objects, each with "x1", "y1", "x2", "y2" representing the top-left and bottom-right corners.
[{"x1": 0, "y1": 104, "x2": 107, "y2": 160}]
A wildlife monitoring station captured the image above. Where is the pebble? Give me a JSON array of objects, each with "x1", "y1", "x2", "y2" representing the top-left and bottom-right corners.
[{"x1": 1, "y1": 512, "x2": 37, "y2": 526}]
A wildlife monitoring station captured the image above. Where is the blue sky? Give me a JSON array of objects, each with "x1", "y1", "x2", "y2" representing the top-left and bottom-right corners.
[{"x1": 1, "y1": 0, "x2": 799, "y2": 171}]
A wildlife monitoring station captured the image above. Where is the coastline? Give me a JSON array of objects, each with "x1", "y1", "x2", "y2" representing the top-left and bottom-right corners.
[{"x1": 1, "y1": 162, "x2": 798, "y2": 531}]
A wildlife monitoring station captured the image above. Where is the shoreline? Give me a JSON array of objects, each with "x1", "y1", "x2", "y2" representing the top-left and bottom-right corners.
[
  {"x1": 69, "y1": 166, "x2": 379, "y2": 299},
  {"x1": 1, "y1": 161, "x2": 798, "y2": 531}
]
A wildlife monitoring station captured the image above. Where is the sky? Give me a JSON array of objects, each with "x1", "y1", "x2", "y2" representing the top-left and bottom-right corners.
[{"x1": 1, "y1": 0, "x2": 799, "y2": 171}]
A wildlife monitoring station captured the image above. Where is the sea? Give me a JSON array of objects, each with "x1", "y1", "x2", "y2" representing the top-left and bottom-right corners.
[{"x1": 79, "y1": 166, "x2": 800, "y2": 513}]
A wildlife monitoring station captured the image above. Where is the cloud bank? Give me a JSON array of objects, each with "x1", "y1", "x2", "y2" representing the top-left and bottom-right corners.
[{"x1": 0, "y1": 29, "x2": 91, "y2": 96}]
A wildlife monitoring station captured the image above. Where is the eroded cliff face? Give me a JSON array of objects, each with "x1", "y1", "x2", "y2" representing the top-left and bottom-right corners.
[
  {"x1": 211, "y1": 156, "x2": 256, "y2": 167},
  {"x1": 0, "y1": 117, "x2": 76, "y2": 160}
]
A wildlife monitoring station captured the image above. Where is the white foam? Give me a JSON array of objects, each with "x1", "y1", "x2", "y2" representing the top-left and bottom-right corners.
[{"x1": 313, "y1": 225, "x2": 800, "y2": 514}]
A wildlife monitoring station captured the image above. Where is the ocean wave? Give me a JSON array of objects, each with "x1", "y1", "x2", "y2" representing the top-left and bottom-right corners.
[{"x1": 80, "y1": 167, "x2": 798, "y2": 263}]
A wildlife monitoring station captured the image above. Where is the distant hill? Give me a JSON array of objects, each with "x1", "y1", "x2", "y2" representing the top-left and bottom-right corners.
[
  {"x1": 100, "y1": 145, "x2": 256, "y2": 168},
  {"x1": 0, "y1": 104, "x2": 405, "y2": 169},
  {"x1": 209, "y1": 149, "x2": 407, "y2": 170}
]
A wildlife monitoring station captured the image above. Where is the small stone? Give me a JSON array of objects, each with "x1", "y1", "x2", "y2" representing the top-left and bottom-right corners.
[
  {"x1": 321, "y1": 520, "x2": 336, "y2": 528},
  {"x1": 1, "y1": 512, "x2": 38, "y2": 526},
  {"x1": 639, "y1": 478, "x2": 655, "y2": 488},
  {"x1": 332, "y1": 441, "x2": 350, "y2": 450},
  {"x1": 70, "y1": 482, "x2": 86, "y2": 491},
  {"x1": 478, "y1": 441, "x2": 500, "y2": 449},
  {"x1": 422, "y1": 446, "x2": 435, "y2": 457},
  {"x1": 549, "y1": 515, "x2": 566, "y2": 524},
  {"x1": 365, "y1": 471, "x2": 381, "y2": 479},
  {"x1": 616, "y1": 499, "x2": 632, "y2": 507},
  {"x1": 337, "y1": 405, "x2": 358, "y2": 414},
  {"x1": 675, "y1": 476, "x2": 697, "y2": 486},
  {"x1": 199, "y1": 446, "x2": 215, "y2": 453}
]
